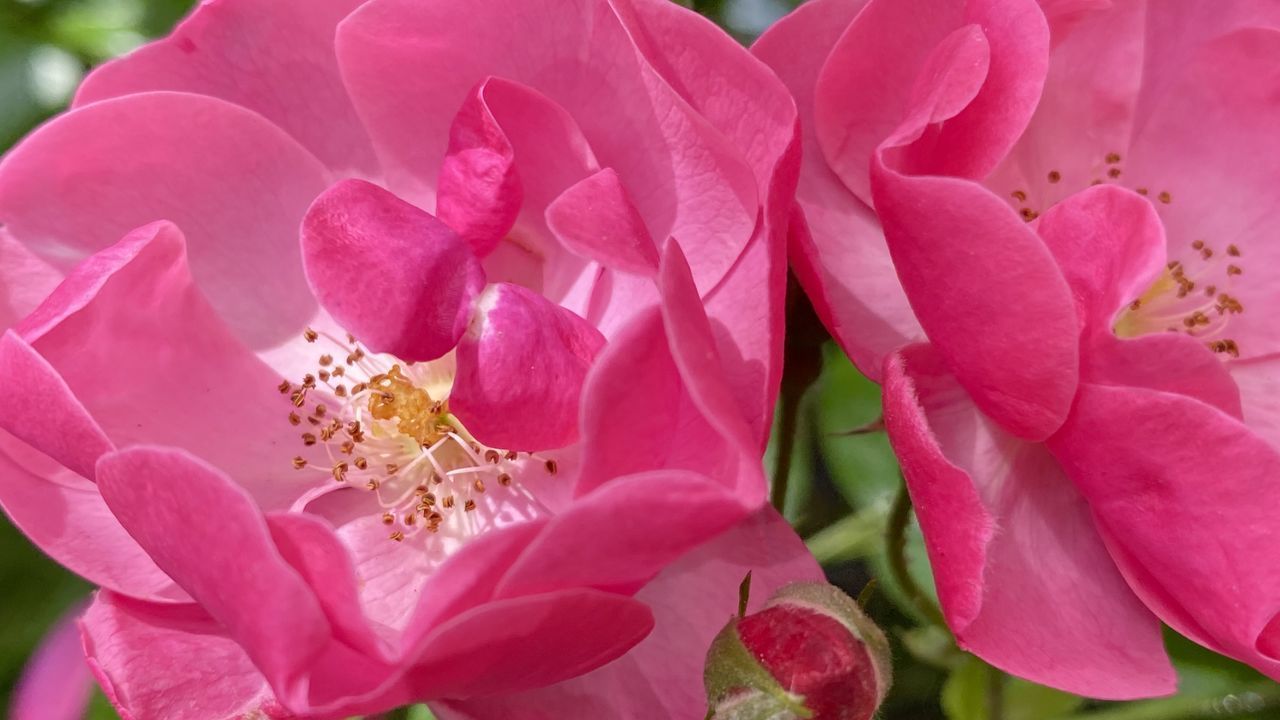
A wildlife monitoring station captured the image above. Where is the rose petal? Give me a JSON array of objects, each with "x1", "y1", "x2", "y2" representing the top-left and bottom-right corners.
[
  {"x1": 301, "y1": 179, "x2": 485, "y2": 361},
  {"x1": 546, "y1": 168, "x2": 659, "y2": 275}
]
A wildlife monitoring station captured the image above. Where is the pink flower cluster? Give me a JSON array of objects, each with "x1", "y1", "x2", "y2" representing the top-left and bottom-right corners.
[{"x1": 2, "y1": 0, "x2": 1277, "y2": 717}]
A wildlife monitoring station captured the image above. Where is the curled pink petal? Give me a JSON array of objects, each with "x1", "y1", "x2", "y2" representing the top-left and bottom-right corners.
[
  {"x1": 301, "y1": 179, "x2": 486, "y2": 361},
  {"x1": 546, "y1": 168, "x2": 659, "y2": 275}
]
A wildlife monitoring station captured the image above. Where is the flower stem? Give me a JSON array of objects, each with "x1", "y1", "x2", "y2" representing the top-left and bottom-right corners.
[
  {"x1": 770, "y1": 273, "x2": 827, "y2": 515},
  {"x1": 885, "y1": 481, "x2": 945, "y2": 626},
  {"x1": 986, "y1": 663, "x2": 1006, "y2": 720}
]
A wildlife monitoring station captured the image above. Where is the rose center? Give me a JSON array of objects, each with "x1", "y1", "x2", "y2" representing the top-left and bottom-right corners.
[{"x1": 279, "y1": 328, "x2": 558, "y2": 542}]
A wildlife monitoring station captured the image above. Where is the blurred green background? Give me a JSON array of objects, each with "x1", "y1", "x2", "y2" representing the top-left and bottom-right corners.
[{"x1": 0, "y1": 0, "x2": 1276, "y2": 718}]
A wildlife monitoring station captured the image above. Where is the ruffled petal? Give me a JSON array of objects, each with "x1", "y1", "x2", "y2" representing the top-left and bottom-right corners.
[
  {"x1": 300, "y1": 179, "x2": 485, "y2": 362},
  {"x1": 0, "y1": 92, "x2": 331, "y2": 349},
  {"x1": 1049, "y1": 383, "x2": 1280, "y2": 682},
  {"x1": 882, "y1": 344, "x2": 1175, "y2": 699},
  {"x1": 74, "y1": 0, "x2": 377, "y2": 176}
]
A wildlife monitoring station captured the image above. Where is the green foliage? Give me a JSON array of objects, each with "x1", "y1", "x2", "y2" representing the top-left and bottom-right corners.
[{"x1": 942, "y1": 656, "x2": 1084, "y2": 720}]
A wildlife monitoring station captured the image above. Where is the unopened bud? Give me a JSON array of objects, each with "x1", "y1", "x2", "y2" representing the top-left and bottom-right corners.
[{"x1": 704, "y1": 582, "x2": 891, "y2": 720}]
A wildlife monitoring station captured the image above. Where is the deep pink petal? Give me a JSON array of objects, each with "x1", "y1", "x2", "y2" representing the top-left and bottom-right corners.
[
  {"x1": 1126, "y1": 29, "x2": 1280, "y2": 360},
  {"x1": 1034, "y1": 185, "x2": 1167, "y2": 330},
  {"x1": 494, "y1": 470, "x2": 746, "y2": 598},
  {"x1": 301, "y1": 179, "x2": 485, "y2": 361},
  {"x1": 436, "y1": 79, "x2": 524, "y2": 257},
  {"x1": 9, "y1": 221, "x2": 319, "y2": 511},
  {"x1": 434, "y1": 507, "x2": 821, "y2": 720},
  {"x1": 870, "y1": 169, "x2": 1079, "y2": 440},
  {"x1": 1082, "y1": 331, "x2": 1242, "y2": 420},
  {"x1": 0, "y1": 332, "x2": 113, "y2": 480},
  {"x1": 74, "y1": 0, "x2": 376, "y2": 175},
  {"x1": 0, "y1": 430, "x2": 181, "y2": 602},
  {"x1": 883, "y1": 345, "x2": 1175, "y2": 698},
  {"x1": 94, "y1": 446, "x2": 334, "y2": 707},
  {"x1": 0, "y1": 92, "x2": 330, "y2": 349},
  {"x1": 452, "y1": 283, "x2": 604, "y2": 451},
  {"x1": 1050, "y1": 384, "x2": 1280, "y2": 682},
  {"x1": 815, "y1": 0, "x2": 1048, "y2": 202},
  {"x1": 10, "y1": 605, "x2": 92, "y2": 720},
  {"x1": 546, "y1": 168, "x2": 659, "y2": 275},
  {"x1": 404, "y1": 589, "x2": 654, "y2": 700},
  {"x1": 337, "y1": 0, "x2": 757, "y2": 294},
  {"x1": 81, "y1": 592, "x2": 289, "y2": 720},
  {"x1": 752, "y1": 0, "x2": 921, "y2": 380}
]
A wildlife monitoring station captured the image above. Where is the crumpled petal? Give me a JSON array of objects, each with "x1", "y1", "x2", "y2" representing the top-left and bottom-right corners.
[
  {"x1": 451, "y1": 283, "x2": 605, "y2": 451},
  {"x1": 301, "y1": 179, "x2": 486, "y2": 362},
  {"x1": 546, "y1": 168, "x2": 659, "y2": 275},
  {"x1": 883, "y1": 344, "x2": 1175, "y2": 698}
]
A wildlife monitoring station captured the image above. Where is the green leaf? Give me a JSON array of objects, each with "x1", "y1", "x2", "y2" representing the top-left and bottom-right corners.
[
  {"x1": 942, "y1": 657, "x2": 1084, "y2": 720},
  {"x1": 813, "y1": 343, "x2": 898, "y2": 509}
]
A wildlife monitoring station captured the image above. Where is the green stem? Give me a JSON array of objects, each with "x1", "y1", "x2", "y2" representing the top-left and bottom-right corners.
[
  {"x1": 885, "y1": 481, "x2": 945, "y2": 626},
  {"x1": 769, "y1": 381, "x2": 803, "y2": 514},
  {"x1": 805, "y1": 502, "x2": 888, "y2": 565},
  {"x1": 987, "y1": 663, "x2": 1006, "y2": 720}
]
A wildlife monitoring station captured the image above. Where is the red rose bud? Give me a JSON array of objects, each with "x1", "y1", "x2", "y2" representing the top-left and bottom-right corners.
[{"x1": 704, "y1": 582, "x2": 892, "y2": 720}]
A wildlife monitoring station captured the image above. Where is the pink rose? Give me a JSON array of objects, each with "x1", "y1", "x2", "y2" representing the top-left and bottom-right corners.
[
  {"x1": 0, "y1": 0, "x2": 820, "y2": 717},
  {"x1": 759, "y1": 0, "x2": 1280, "y2": 699}
]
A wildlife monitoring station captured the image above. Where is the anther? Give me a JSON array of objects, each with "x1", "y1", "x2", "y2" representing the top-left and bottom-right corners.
[
  {"x1": 545, "y1": 459, "x2": 558, "y2": 475},
  {"x1": 278, "y1": 380, "x2": 292, "y2": 394},
  {"x1": 1105, "y1": 152, "x2": 1121, "y2": 164},
  {"x1": 484, "y1": 449, "x2": 500, "y2": 464},
  {"x1": 319, "y1": 354, "x2": 333, "y2": 366},
  {"x1": 354, "y1": 457, "x2": 368, "y2": 470},
  {"x1": 464, "y1": 499, "x2": 477, "y2": 512},
  {"x1": 1227, "y1": 265, "x2": 1243, "y2": 276},
  {"x1": 1047, "y1": 170, "x2": 1061, "y2": 183},
  {"x1": 1228, "y1": 244, "x2": 1241, "y2": 256},
  {"x1": 335, "y1": 385, "x2": 347, "y2": 397},
  {"x1": 332, "y1": 461, "x2": 349, "y2": 482},
  {"x1": 303, "y1": 328, "x2": 319, "y2": 343},
  {"x1": 1107, "y1": 167, "x2": 1122, "y2": 178},
  {"x1": 389, "y1": 531, "x2": 404, "y2": 542},
  {"x1": 302, "y1": 433, "x2": 317, "y2": 446},
  {"x1": 382, "y1": 513, "x2": 395, "y2": 525},
  {"x1": 1158, "y1": 191, "x2": 1171, "y2": 204},
  {"x1": 1192, "y1": 240, "x2": 1205, "y2": 250},
  {"x1": 288, "y1": 412, "x2": 301, "y2": 426},
  {"x1": 290, "y1": 390, "x2": 307, "y2": 408},
  {"x1": 474, "y1": 479, "x2": 486, "y2": 494},
  {"x1": 292, "y1": 456, "x2": 307, "y2": 469},
  {"x1": 1137, "y1": 188, "x2": 1149, "y2": 196},
  {"x1": 442, "y1": 496, "x2": 456, "y2": 509},
  {"x1": 1011, "y1": 190, "x2": 1027, "y2": 202},
  {"x1": 498, "y1": 473, "x2": 512, "y2": 486},
  {"x1": 366, "y1": 479, "x2": 380, "y2": 490}
]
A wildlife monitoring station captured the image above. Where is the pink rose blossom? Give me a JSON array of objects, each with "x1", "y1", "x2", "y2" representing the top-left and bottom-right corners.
[
  {"x1": 0, "y1": 0, "x2": 820, "y2": 717},
  {"x1": 758, "y1": 0, "x2": 1280, "y2": 699}
]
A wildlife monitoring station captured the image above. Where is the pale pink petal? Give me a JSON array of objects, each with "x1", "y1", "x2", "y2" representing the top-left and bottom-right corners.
[
  {"x1": 1229, "y1": 354, "x2": 1280, "y2": 453},
  {"x1": 0, "y1": 332, "x2": 112, "y2": 480},
  {"x1": 1034, "y1": 185, "x2": 1167, "y2": 330},
  {"x1": 883, "y1": 344, "x2": 1175, "y2": 698},
  {"x1": 451, "y1": 283, "x2": 605, "y2": 451},
  {"x1": 434, "y1": 507, "x2": 822, "y2": 720},
  {"x1": 74, "y1": 0, "x2": 376, "y2": 175},
  {"x1": 81, "y1": 592, "x2": 289, "y2": 720},
  {"x1": 403, "y1": 589, "x2": 654, "y2": 699},
  {"x1": 1051, "y1": 383, "x2": 1280, "y2": 681},
  {"x1": 10, "y1": 221, "x2": 320, "y2": 511},
  {"x1": 0, "y1": 92, "x2": 331, "y2": 349},
  {"x1": 1126, "y1": 29, "x2": 1280, "y2": 360},
  {"x1": 984, "y1": 0, "x2": 1146, "y2": 213},
  {"x1": 546, "y1": 168, "x2": 659, "y2": 275},
  {"x1": 301, "y1": 179, "x2": 485, "y2": 361},
  {"x1": 0, "y1": 430, "x2": 182, "y2": 602},
  {"x1": 10, "y1": 605, "x2": 92, "y2": 720},
  {"x1": 337, "y1": 0, "x2": 757, "y2": 294},
  {"x1": 494, "y1": 470, "x2": 746, "y2": 598},
  {"x1": 436, "y1": 79, "x2": 523, "y2": 257},
  {"x1": 0, "y1": 227, "x2": 61, "y2": 333},
  {"x1": 752, "y1": 0, "x2": 920, "y2": 381},
  {"x1": 94, "y1": 446, "x2": 336, "y2": 707}
]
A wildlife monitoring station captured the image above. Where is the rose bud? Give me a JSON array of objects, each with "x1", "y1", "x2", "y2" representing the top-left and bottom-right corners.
[{"x1": 705, "y1": 582, "x2": 892, "y2": 720}]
